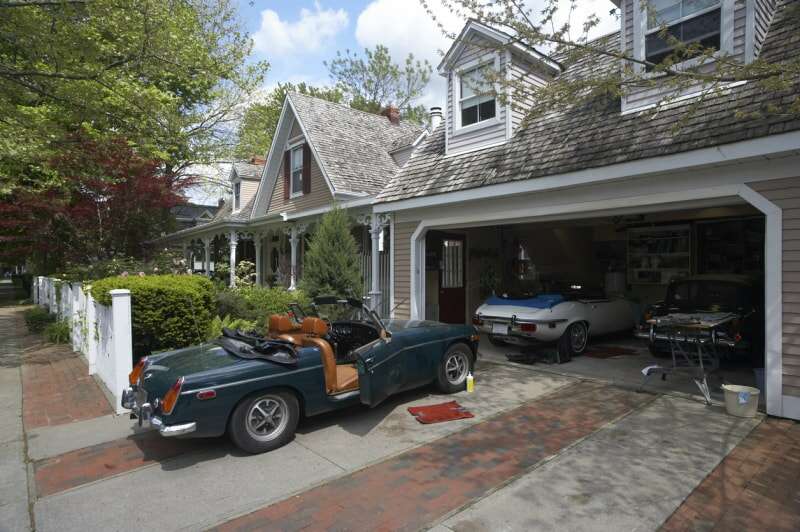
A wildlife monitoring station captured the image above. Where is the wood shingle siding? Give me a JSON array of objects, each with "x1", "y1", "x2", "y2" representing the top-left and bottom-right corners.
[
  {"x1": 749, "y1": 177, "x2": 800, "y2": 398},
  {"x1": 392, "y1": 221, "x2": 418, "y2": 320}
]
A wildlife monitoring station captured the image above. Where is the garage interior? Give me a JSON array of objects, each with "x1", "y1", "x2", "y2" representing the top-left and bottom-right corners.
[{"x1": 423, "y1": 203, "x2": 766, "y2": 403}]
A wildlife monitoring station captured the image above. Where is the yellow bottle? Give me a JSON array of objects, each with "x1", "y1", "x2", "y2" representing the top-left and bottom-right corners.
[{"x1": 466, "y1": 372, "x2": 474, "y2": 393}]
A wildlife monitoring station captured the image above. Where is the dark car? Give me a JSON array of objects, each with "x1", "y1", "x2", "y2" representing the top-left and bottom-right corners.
[
  {"x1": 636, "y1": 274, "x2": 763, "y2": 362},
  {"x1": 122, "y1": 297, "x2": 479, "y2": 454}
]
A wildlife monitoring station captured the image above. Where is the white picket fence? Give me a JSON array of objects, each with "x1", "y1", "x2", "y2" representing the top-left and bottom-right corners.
[{"x1": 32, "y1": 276, "x2": 132, "y2": 414}]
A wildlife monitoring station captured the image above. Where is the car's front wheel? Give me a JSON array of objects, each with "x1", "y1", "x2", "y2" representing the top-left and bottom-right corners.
[
  {"x1": 437, "y1": 343, "x2": 473, "y2": 393},
  {"x1": 229, "y1": 390, "x2": 299, "y2": 454},
  {"x1": 557, "y1": 322, "x2": 588, "y2": 362}
]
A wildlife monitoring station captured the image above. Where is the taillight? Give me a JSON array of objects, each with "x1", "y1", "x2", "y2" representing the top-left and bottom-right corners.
[
  {"x1": 520, "y1": 323, "x2": 537, "y2": 333},
  {"x1": 129, "y1": 357, "x2": 148, "y2": 386},
  {"x1": 472, "y1": 316, "x2": 483, "y2": 326},
  {"x1": 161, "y1": 377, "x2": 184, "y2": 415}
]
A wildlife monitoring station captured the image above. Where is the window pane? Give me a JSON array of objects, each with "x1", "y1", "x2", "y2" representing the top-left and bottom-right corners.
[
  {"x1": 291, "y1": 147, "x2": 303, "y2": 170},
  {"x1": 645, "y1": 8, "x2": 720, "y2": 64},
  {"x1": 291, "y1": 170, "x2": 303, "y2": 194},
  {"x1": 478, "y1": 99, "x2": 496, "y2": 121},
  {"x1": 681, "y1": 8, "x2": 721, "y2": 42},
  {"x1": 441, "y1": 240, "x2": 463, "y2": 289},
  {"x1": 460, "y1": 64, "x2": 492, "y2": 100},
  {"x1": 461, "y1": 104, "x2": 478, "y2": 126},
  {"x1": 683, "y1": 0, "x2": 718, "y2": 18},
  {"x1": 649, "y1": 0, "x2": 681, "y2": 28}
]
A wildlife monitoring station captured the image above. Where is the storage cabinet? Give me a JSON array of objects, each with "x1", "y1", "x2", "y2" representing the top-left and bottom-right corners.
[{"x1": 627, "y1": 225, "x2": 691, "y2": 285}]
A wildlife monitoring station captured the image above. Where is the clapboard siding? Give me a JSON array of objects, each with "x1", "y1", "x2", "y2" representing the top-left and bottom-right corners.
[
  {"x1": 446, "y1": 36, "x2": 508, "y2": 155},
  {"x1": 289, "y1": 119, "x2": 303, "y2": 139},
  {"x1": 749, "y1": 176, "x2": 800, "y2": 397},
  {"x1": 267, "y1": 151, "x2": 332, "y2": 215},
  {"x1": 238, "y1": 179, "x2": 260, "y2": 210},
  {"x1": 754, "y1": 0, "x2": 776, "y2": 55},
  {"x1": 622, "y1": 0, "x2": 748, "y2": 112},
  {"x1": 392, "y1": 221, "x2": 418, "y2": 319},
  {"x1": 509, "y1": 53, "x2": 549, "y2": 133}
]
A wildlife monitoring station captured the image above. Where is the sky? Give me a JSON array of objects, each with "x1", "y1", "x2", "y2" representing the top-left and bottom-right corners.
[{"x1": 189, "y1": 0, "x2": 619, "y2": 204}]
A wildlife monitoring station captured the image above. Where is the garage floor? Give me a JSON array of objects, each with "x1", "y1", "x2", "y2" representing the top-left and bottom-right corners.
[{"x1": 478, "y1": 334, "x2": 761, "y2": 406}]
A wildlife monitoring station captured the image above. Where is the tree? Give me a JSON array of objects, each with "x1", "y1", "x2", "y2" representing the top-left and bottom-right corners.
[
  {"x1": 0, "y1": 0, "x2": 268, "y2": 193},
  {"x1": 299, "y1": 207, "x2": 362, "y2": 300},
  {"x1": 325, "y1": 45, "x2": 432, "y2": 122},
  {"x1": 234, "y1": 83, "x2": 343, "y2": 160},
  {"x1": 421, "y1": 0, "x2": 800, "y2": 123},
  {"x1": 0, "y1": 134, "x2": 192, "y2": 272}
]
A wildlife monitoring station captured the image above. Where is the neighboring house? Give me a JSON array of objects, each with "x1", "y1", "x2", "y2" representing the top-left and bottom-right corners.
[
  {"x1": 171, "y1": 203, "x2": 219, "y2": 231},
  {"x1": 160, "y1": 0, "x2": 800, "y2": 421}
]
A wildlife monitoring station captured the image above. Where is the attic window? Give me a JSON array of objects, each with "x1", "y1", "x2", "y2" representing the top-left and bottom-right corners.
[
  {"x1": 233, "y1": 181, "x2": 241, "y2": 210},
  {"x1": 290, "y1": 146, "x2": 304, "y2": 197},
  {"x1": 459, "y1": 64, "x2": 496, "y2": 127},
  {"x1": 645, "y1": 0, "x2": 721, "y2": 66}
]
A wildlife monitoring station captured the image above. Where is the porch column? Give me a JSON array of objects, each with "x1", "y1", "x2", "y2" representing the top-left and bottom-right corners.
[
  {"x1": 288, "y1": 226, "x2": 299, "y2": 291},
  {"x1": 254, "y1": 235, "x2": 263, "y2": 286},
  {"x1": 203, "y1": 237, "x2": 211, "y2": 276},
  {"x1": 368, "y1": 214, "x2": 390, "y2": 314},
  {"x1": 229, "y1": 231, "x2": 238, "y2": 288}
]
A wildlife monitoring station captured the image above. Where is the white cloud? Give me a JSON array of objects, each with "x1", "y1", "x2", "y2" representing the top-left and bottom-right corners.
[
  {"x1": 355, "y1": 0, "x2": 619, "y2": 109},
  {"x1": 253, "y1": 2, "x2": 349, "y2": 56}
]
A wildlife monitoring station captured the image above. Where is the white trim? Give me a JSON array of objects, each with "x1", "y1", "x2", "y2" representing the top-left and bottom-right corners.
[
  {"x1": 389, "y1": 215, "x2": 396, "y2": 318},
  {"x1": 644, "y1": 3, "x2": 721, "y2": 34},
  {"x1": 288, "y1": 144, "x2": 304, "y2": 199},
  {"x1": 252, "y1": 98, "x2": 291, "y2": 217},
  {"x1": 442, "y1": 138, "x2": 509, "y2": 159},
  {"x1": 744, "y1": 0, "x2": 756, "y2": 63},
  {"x1": 452, "y1": 54, "x2": 503, "y2": 135},
  {"x1": 375, "y1": 129, "x2": 800, "y2": 213},
  {"x1": 504, "y1": 49, "x2": 513, "y2": 140},
  {"x1": 405, "y1": 181, "x2": 784, "y2": 419}
]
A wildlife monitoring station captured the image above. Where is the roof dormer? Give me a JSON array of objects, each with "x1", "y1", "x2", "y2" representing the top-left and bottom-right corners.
[
  {"x1": 438, "y1": 20, "x2": 558, "y2": 157},
  {"x1": 229, "y1": 158, "x2": 264, "y2": 214}
]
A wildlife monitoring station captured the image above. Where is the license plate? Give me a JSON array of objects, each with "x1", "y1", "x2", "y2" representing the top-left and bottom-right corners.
[{"x1": 491, "y1": 322, "x2": 508, "y2": 335}]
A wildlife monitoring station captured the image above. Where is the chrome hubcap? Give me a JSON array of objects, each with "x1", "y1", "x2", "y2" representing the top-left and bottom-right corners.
[
  {"x1": 245, "y1": 395, "x2": 288, "y2": 442},
  {"x1": 570, "y1": 323, "x2": 588, "y2": 352},
  {"x1": 445, "y1": 352, "x2": 469, "y2": 385}
]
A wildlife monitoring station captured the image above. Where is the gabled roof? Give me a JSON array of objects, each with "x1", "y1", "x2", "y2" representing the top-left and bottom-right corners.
[
  {"x1": 288, "y1": 92, "x2": 424, "y2": 195},
  {"x1": 231, "y1": 161, "x2": 263, "y2": 180},
  {"x1": 171, "y1": 203, "x2": 219, "y2": 221},
  {"x1": 209, "y1": 195, "x2": 255, "y2": 224},
  {"x1": 378, "y1": 0, "x2": 800, "y2": 204}
]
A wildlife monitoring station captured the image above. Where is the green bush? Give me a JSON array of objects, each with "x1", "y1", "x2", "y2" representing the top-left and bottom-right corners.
[
  {"x1": 206, "y1": 315, "x2": 258, "y2": 340},
  {"x1": 23, "y1": 306, "x2": 56, "y2": 333},
  {"x1": 57, "y1": 249, "x2": 188, "y2": 282},
  {"x1": 44, "y1": 319, "x2": 71, "y2": 344},
  {"x1": 90, "y1": 274, "x2": 215, "y2": 356},
  {"x1": 215, "y1": 286, "x2": 309, "y2": 332}
]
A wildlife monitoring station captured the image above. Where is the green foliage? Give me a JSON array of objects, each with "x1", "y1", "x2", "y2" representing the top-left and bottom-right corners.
[
  {"x1": 23, "y1": 306, "x2": 55, "y2": 333},
  {"x1": 215, "y1": 286, "x2": 309, "y2": 331},
  {"x1": 325, "y1": 45, "x2": 432, "y2": 122},
  {"x1": 234, "y1": 82, "x2": 343, "y2": 160},
  {"x1": 90, "y1": 274, "x2": 215, "y2": 356},
  {"x1": 44, "y1": 319, "x2": 71, "y2": 344},
  {"x1": 57, "y1": 249, "x2": 188, "y2": 282},
  {"x1": 206, "y1": 315, "x2": 258, "y2": 340},
  {"x1": 300, "y1": 207, "x2": 362, "y2": 300},
  {"x1": 235, "y1": 260, "x2": 256, "y2": 287}
]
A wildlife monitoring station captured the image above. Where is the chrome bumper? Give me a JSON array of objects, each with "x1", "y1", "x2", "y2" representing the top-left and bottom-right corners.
[
  {"x1": 636, "y1": 328, "x2": 740, "y2": 348},
  {"x1": 121, "y1": 386, "x2": 197, "y2": 437}
]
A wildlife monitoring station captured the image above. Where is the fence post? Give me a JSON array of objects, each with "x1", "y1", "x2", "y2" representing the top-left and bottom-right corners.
[
  {"x1": 110, "y1": 289, "x2": 133, "y2": 414},
  {"x1": 85, "y1": 287, "x2": 97, "y2": 374}
]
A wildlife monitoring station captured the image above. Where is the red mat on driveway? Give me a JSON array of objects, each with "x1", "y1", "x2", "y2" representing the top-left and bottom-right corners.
[{"x1": 408, "y1": 401, "x2": 474, "y2": 424}]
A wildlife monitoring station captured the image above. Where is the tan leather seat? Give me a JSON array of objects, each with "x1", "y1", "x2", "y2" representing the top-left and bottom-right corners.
[
  {"x1": 269, "y1": 314, "x2": 305, "y2": 346},
  {"x1": 301, "y1": 317, "x2": 359, "y2": 395}
]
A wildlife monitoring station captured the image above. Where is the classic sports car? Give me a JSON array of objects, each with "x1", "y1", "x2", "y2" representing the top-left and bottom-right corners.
[
  {"x1": 473, "y1": 287, "x2": 636, "y2": 360},
  {"x1": 122, "y1": 297, "x2": 478, "y2": 454},
  {"x1": 636, "y1": 274, "x2": 763, "y2": 362}
]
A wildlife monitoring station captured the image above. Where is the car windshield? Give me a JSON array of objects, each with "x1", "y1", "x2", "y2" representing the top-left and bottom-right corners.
[
  {"x1": 312, "y1": 297, "x2": 384, "y2": 329},
  {"x1": 666, "y1": 280, "x2": 751, "y2": 313}
]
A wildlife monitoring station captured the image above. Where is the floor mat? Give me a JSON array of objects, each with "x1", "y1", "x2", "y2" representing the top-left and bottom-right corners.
[
  {"x1": 408, "y1": 401, "x2": 474, "y2": 424},
  {"x1": 584, "y1": 345, "x2": 639, "y2": 358}
]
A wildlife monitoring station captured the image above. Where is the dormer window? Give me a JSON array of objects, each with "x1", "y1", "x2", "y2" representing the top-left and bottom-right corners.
[
  {"x1": 645, "y1": 0, "x2": 721, "y2": 65},
  {"x1": 233, "y1": 181, "x2": 241, "y2": 210},
  {"x1": 290, "y1": 145, "x2": 304, "y2": 197},
  {"x1": 457, "y1": 63, "x2": 497, "y2": 128}
]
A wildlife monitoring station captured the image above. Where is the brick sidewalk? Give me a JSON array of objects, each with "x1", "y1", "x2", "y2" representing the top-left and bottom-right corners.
[
  {"x1": 213, "y1": 382, "x2": 653, "y2": 532},
  {"x1": 660, "y1": 418, "x2": 800, "y2": 532}
]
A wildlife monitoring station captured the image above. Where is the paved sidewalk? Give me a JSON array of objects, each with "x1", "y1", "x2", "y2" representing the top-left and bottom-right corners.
[{"x1": 661, "y1": 417, "x2": 800, "y2": 531}]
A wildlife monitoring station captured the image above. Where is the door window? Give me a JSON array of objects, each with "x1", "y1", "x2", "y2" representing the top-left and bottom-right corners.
[{"x1": 441, "y1": 239, "x2": 464, "y2": 288}]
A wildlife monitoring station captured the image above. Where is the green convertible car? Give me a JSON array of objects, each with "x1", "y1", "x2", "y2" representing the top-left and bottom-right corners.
[{"x1": 122, "y1": 297, "x2": 479, "y2": 454}]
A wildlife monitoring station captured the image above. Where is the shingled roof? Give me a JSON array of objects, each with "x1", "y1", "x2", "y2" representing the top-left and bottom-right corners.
[
  {"x1": 289, "y1": 92, "x2": 425, "y2": 195},
  {"x1": 377, "y1": 0, "x2": 800, "y2": 204},
  {"x1": 232, "y1": 162, "x2": 263, "y2": 180}
]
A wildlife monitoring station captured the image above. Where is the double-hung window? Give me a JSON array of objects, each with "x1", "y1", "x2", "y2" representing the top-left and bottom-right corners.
[
  {"x1": 233, "y1": 181, "x2": 241, "y2": 210},
  {"x1": 290, "y1": 146, "x2": 303, "y2": 197},
  {"x1": 645, "y1": 0, "x2": 721, "y2": 66},
  {"x1": 458, "y1": 64, "x2": 496, "y2": 128}
]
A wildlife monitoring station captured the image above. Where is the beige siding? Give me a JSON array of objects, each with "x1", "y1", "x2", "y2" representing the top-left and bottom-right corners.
[
  {"x1": 749, "y1": 177, "x2": 800, "y2": 398},
  {"x1": 289, "y1": 119, "x2": 303, "y2": 140},
  {"x1": 239, "y1": 178, "x2": 259, "y2": 209},
  {"x1": 267, "y1": 150, "x2": 333, "y2": 215},
  {"x1": 393, "y1": 221, "x2": 419, "y2": 320},
  {"x1": 508, "y1": 52, "x2": 548, "y2": 133}
]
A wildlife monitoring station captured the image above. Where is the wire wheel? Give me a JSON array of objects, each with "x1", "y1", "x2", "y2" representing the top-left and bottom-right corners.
[
  {"x1": 245, "y1": 395, "x2": 289, "y2": 442},
  {"x1": 570, "y1": 322, "x2": 588, "y2": 354},
  {"x1": 444, "y1": 350, "x2": 470, "y2": 385}
]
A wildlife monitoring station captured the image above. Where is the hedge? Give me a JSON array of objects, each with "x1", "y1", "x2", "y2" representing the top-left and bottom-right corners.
[
  {"x1": 90, "y1": 275, "x2": 215, "y2": 356},
  {"x1": 215, "y1": 286, "x2": 310, "y2": 332}
]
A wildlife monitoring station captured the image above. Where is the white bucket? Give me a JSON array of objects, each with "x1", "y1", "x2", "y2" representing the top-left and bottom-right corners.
[{"x1": 721, "y1": 384, "x2": 760, "y2": 418}]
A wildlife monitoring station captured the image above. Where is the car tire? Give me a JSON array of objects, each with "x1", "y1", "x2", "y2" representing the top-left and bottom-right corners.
[
  {"x1": 487, "y1": 335, "x2": 508, "y2": 347},
  {"x1": 557, "y1": 322, "x2": 588, "y2": 362},
  {"x1": 229, "y1": 390, "x2": 299, "y2": 454},
  {"x1": 437, "y1": 343, "x2": 473, "y2": 394}
]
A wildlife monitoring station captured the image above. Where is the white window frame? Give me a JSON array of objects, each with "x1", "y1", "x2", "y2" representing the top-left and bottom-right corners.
[
  {"x1": 288, "y1": 141, "x2": 304, "y2": 199},
  {"x1": 232, "y1": 180, "x2": 241, "y2": 211},
  {"x1": 634, "y1": 0, "x2": 734, "y2": 74},
  {"x1": 453, "y1": 54, "x2": 502, "y2": 135}
]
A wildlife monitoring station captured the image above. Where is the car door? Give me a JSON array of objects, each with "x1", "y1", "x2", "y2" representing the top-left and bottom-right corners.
[{"x1": 355, "y1": 335, "x2": 406, "y2": 407}]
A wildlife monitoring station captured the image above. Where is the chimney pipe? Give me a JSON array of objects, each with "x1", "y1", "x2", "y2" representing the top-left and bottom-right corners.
[{"x1": 429, "y1": 106, "x2": 443, "y2": 131}]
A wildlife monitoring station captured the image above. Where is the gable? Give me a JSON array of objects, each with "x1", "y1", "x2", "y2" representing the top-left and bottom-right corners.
[{"x1": 267, "y1": 150, "x2": 333, "y2": 215}]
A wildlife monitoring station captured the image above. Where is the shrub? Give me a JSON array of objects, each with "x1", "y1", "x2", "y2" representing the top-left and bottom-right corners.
[
  {"x1": 215, "y1": 286, "x2": 309, "y2": 331},
  {"x1": 44, "y1": 319, "x2": 71, "y2": 344},
  {"x1": 90, "y1": 274, "x2": 215, "y2": 356},
  {"x1": 57, "y1": 249, "x2": 188, "y2": 282},
  {"x1": 300, "y1": 206, "x2": 362, "y2": 299},
  {"x1": 23, "y1": 307, "x2": 55, "y2": 333},
  {"x1": 206, "y1": 315, "x2": 258, "y2": 340}
]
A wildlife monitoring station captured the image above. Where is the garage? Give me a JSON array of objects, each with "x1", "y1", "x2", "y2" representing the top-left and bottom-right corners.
[{"x1": 418, "y1": 200, "x2": 767, "y2": 404}]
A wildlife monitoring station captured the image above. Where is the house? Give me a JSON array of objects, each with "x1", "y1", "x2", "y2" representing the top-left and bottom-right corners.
[
  {"x1": 171, "y1": 202, "x2": 220, "y2": 231},
  {"x1": 160, "y1": 0, "x2": 800, "y2": 421}
]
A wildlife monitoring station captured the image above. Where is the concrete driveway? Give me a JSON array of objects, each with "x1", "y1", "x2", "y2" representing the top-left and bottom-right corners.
[{"x1": 4, "y1": 306, "x2": 794, "y2": 531}]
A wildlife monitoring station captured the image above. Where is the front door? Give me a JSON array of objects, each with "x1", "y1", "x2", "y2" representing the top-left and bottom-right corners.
[{"x1": 439, "y1": 236, "x2": 466, "y2": 324}]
